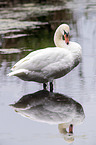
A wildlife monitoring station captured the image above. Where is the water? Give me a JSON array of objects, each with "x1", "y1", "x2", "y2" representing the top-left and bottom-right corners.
[{"x1": 0, "y1": 0, "x2": 96, "y2": 144}]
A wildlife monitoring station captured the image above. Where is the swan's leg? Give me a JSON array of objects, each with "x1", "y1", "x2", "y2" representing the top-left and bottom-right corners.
[
  {"x1": 50, "y1": 82, "x2": 53, "y2": 92},
  {"x1": 43, "y1": 83, "x2": 47, "y2": 90}
]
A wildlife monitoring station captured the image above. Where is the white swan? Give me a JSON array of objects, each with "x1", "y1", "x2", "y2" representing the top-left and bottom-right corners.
[{"x1": 8, "y1": 24, "x2": 82, "y2": 91}]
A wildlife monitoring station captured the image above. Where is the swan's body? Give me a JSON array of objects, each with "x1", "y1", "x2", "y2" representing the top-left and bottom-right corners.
[{"x1": 8, "y1": 24, "x2": 82, "y2": 90}]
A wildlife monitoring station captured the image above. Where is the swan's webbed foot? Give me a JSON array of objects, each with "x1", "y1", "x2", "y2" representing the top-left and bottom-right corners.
[
  {"x1": 50, "y1": 82, "x2": 53, "y2": 92},
  {"x1": 43, "y1": 83, "x2": 47, "y2": 90}
]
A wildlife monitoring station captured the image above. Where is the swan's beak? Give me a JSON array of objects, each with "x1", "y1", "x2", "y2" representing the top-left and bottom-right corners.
[
  {"x1": 69, "y1": 124, "x2": 73, "y2": 133},
  {"x1": 64, "y1": 33, "x2": 69, "y2": 45}
]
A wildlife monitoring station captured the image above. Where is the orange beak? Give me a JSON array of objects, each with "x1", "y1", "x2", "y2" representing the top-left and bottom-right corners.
[
  {"x1": 64, "y1": 34, "x2": 69, "y2": 45},
  {"x1": 69, "y1": 124, "x2": 73, "y2": 133}
]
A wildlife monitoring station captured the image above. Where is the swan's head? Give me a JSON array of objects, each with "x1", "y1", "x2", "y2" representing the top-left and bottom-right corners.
[
  {"x1": 58, "y1": 123, "x2": 74, "y2": 143},
  {"x1": 59, "y1": 24, "x2": 70, "y2": 36},
  {"x1": 59, "y1": 24, "x2": 70, "y2": 45},
  {"x1": 54, "y1": 24, "x2": 70, "y2": 47}
]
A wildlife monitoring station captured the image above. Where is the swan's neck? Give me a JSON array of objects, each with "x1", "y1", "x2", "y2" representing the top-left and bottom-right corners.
[
  {"x1": 54, "y1": 29, "x2": 66, "y2": 48},
  {"x1": 58, "y1": 124, "x2": 67, "y2": 134}
]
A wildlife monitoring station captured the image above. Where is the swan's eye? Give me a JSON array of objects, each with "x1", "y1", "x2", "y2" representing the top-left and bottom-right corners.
[
  {"x1": 64, "y1": 30, "x2": 67, "y2": 35},
  {"x1": 64, "y1": 30, "x2": 69, "y2": 37}
]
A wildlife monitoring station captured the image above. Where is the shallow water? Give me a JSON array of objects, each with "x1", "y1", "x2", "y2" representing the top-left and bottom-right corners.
[{"x1": 0, "y1": 0, "x2": 96, "y2": 145}]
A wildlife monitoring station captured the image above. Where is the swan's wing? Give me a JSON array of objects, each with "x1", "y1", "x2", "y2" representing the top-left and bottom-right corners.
[
  {"x1": 11, "y1": 49, "x2": 42, "y2": 71},
  {"x1": 42, "y1": 52, "x2": 73, "y2": 75},
  {"x1": 11, "y1": 47, "x2": 72, "y2": 73}
]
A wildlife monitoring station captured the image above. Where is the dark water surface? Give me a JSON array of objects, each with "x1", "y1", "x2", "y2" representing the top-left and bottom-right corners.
[{"x1": 0, "y1": 0, "x2": 96, "y2": 145}]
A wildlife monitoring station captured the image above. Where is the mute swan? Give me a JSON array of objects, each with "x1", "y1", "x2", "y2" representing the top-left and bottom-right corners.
[
  {"x1": 10, "y1": 90, "x2": 85, "y2": 143},
  {"x1": 8, "y1": 24, "x2": 82, "y2": 92}
]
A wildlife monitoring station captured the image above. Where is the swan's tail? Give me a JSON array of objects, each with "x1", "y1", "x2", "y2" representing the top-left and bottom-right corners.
[{"x1": 7, "y1": 69, "x2": 29, "y2": 76}]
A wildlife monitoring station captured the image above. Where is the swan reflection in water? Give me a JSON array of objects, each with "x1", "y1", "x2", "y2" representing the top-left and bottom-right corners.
[{"x1": 10, "y1": 90, "x2": 85, "y2": 143}]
